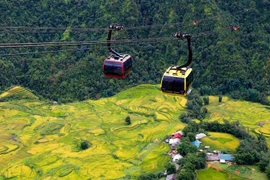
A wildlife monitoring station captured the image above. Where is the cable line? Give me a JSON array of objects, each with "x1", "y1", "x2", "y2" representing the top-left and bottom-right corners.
[
  {"x1": 0, "y1": 21, "x2": 241, "y2": 57},
  {"x1": 0, "y1": 40, "x2": 172, "y2": 57},
  {"x1": 0, "y1": 25, "x2": 236, "y2": 49},
  {"x1": 0, "y1": 8, "x2": 248, "y2": 33},
  {"x1": 0, "y1": 37, "x2": 178, "y2": 48},
  {"x1": 0, "y1": 26, "x2": 108, "y2": 32}
]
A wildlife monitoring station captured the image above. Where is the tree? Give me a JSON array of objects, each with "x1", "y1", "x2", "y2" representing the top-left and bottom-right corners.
[
  {"x1": 177, "y1": 168, "x2": 196, "y2": 180},
  {"x1": 138, "y1": 172, "x2": 163, "y2": 180},
  {"x1": 178, "y1": 158, "x2": 185, "y2": 167},
  {"x1": 185, "y1": 153, "x2": 206, "y2": 170},
  {"x1": 125, "y1": 116, "x2": 131, "y2": 125},
  {"x1": 0, "y1": 60, "x2": 18, "y2": 91},
  {"x1": 201, "y1": 107, "x2": 208, "y2": 119},
  {"x1": 198, "y1": 152, "x2": 207, "y2": 159},
  {"x1": 203, "y1": 96, "x2": 209, "y2": 105},
  {"x1": 187, "y1": 132, "x2": 196, "y2": 142},
  {"x1": 266, "y1": 165, "x2": 270, "y2": 179},
  {"x1": 179, "y1": 113, "x2": 191, "y2": 124},
  {"x1": 183, "y1": 121, "x2": 199, "y2": 135},
  {"x1": 218, "y1": 95, "x2": 222, "y2": 102},
  {"x1": 258, "y1": 158, "x2": 269, "y2": 172},
  {"x1": 257, "y1": 134, "x2": 268, "y2": 152},
  {"x1": 165, "y1": 162, "x2": 176, "y2": 175},
  {"x1": 258, "y1": 152, "x2": 270, "y2": 172},
  {"x1": 80, "y1": 140, "x2": 90, "y2": 150},
  {"x1": 177, "y1": 141, "x2": 197, "y2": 156}
]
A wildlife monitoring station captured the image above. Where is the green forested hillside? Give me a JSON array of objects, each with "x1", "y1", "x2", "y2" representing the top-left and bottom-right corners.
[{"x1": 0, "y1": 0, "x2": 269, "y2": 102}]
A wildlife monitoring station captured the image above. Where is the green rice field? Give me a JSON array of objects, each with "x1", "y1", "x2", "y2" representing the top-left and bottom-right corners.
[
  {"x1": 0, "y1": 85, "x2": 269, "y2": 179},
  {"x1": 0, "y1": 85, "x2": 186, "y2": 179},
  {"x1": 203, "y1": 162, "x2": 268, "y2": 180},
  {"x1": 205, "y1": 96, "x2": 270, "y2": 147},
  {"x1": 197, "y1": 164, "x2": 266, "y2": 180},
  {"x1": 201, "y1": 132, "x2": 240, "y2": 152},
  {"x1": 197, "y1": 167, "x2": 236, "y2": 180}
]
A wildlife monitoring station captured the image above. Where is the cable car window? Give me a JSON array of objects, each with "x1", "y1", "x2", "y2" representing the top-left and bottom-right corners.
[
  {"x1": 124, "y1": 58, "x2": 132, "y2": 71},
  {"x1": 162, "y1": 76, "x2": 184, "y2": 92},
  {"x1": 104, "y1": 61, "x2": 122, "y2": 75}
]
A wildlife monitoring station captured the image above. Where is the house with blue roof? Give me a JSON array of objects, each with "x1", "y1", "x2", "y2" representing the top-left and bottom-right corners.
[
  {"x1": 218, "y1": 154, "x2": 233, "y2": 161},
  {"x1": 191, "y1": 140, "x2": 201, "y2": 148},
  {"x1": 206, "y1": 153, "x2": 233, "y2": 162}
]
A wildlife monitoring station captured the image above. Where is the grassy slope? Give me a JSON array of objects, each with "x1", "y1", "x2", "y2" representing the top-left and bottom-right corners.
[
  {"x1": 199, "y1": 96, "x2": 270, "y2": 180},
  {"x1": 0, "y1": 84, "x2": 186, "y2": 179},
  {"x1": 205, "y1": 96, "x2": 270, "y2": 145},
  {"x1": 0, "y1": 86, "x2": 38, "y2": 101},
  {"x1": 197, "y1": 164, "x2": 266, "y2": 180},
  {"x1": 197, "y1": 167, "x2": 230, "y2": 180},
  {"x1": 201, "y1": 132, "x2": 240, "y2": 152},
  {"x1": 0, "y1": 85, "x2": 269, "y2": 179}
]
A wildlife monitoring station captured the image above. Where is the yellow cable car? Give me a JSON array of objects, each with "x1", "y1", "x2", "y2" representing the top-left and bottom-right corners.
[
  {"x1": 161, "y1": 66, "x2": 193, "y2": 95},
  {"x1": 161, "y1": 32, "x2": 193, "y2": 96}
]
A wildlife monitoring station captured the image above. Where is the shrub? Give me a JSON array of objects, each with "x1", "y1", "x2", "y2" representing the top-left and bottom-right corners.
[
  {"x1": 203, "y1": 97, "x2": 209, "y2": 105},
  {"x1": 125, "y1": 116, "x2": 131, "y2": 125},
  {"x1": 80, "y1": 140, "x2": 91, "y2": 150},
  {"x1": 218, "y1": 95, "x2": 222, "y2": 102}
]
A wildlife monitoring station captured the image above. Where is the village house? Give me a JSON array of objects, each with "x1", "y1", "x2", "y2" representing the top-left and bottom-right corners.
[
  {"x1": 191, "y1": 140, "x2": 201, "y2": 148},
  {"x1": 206, "y1": 153, "x2": 233, "y2": 162},
  {"x1": 196, "y1": 133, "x2": 206, "y2": 140},
  {"x1": 166, "y1": 173, "x2": 177, "y2": 180},
  {"x1": 169, "y1": 138, "x2": 180, "y2": 149},
  {"x1": 172, "y1": 154, "x2": 183, "y2": 163}
]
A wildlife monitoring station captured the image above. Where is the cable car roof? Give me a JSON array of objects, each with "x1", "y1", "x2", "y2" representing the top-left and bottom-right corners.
[
  {"x1": 163, "y1": 66, "x2": 192, "y2": 78},
  {"x1": 105, "y1": 54, "x2": 131, "y2": 61}
]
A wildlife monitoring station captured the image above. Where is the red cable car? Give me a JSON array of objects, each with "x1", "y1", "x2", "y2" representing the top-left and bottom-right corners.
[
  {"x1": 103, "y1": 54, "x2": 132, "y2": 78},
  {"x1": 102, "y1": 25, "x2": 132, "y2": 79}
]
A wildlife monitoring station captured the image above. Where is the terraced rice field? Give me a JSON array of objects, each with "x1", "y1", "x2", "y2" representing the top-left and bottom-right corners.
[
  {"x1": 201, "y1": 132, "x2": 240, "y2": 152},
  {"x1": 0, "y1": 85, "x2": 269, "y2": 179},
  {"x1": 0, "y1": 86, "x2": 38, "y2": 100},
  {"x1": 205, "y1": 96, "x2": 270, "y2": 147},
  {"x1": 0, "y1": 84, "x2": 186, "y2": 179}
]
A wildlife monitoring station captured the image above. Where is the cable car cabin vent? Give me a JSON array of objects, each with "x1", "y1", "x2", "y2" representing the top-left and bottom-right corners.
[
  {"x1": 163, "y1": 67, "x2": 191, "y2": 78},
  {"x1": 181, "y1": 70, "x2": 186, "y2": 75},
  {"x1": 106, "y1": 54, "x2": 130, "y2": 61}
]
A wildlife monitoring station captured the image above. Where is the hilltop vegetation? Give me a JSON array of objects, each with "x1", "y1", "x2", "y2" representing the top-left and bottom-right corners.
[
  {"x1": 0, "y1": 85, "x2": 269, "y2": 179},
  {"x1": 0, "y1": 0, "x2": 269, "y2": 102},
  {"x1": 0, "y1": 86, "x2": 39, "y2": 101}
]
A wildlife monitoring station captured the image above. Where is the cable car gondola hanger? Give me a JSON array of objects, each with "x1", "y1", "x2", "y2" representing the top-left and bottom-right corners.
[
  {"x1": 161, "y1": 32, "x2": 194, "y2": 96},
  {"x1": 102, "y1": 25, "x2": 132, "y2": 79}
]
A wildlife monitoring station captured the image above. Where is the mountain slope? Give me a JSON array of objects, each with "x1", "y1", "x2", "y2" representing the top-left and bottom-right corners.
[
  {"x1": 0, "y1": 0, "x2": 269, "y2": 102},
  {"x1": 0, "y1": 86, "x2": 38, "y2": 101},
  {"x1": 0, "y1": 84, "x2": 186, "y2": 179}
]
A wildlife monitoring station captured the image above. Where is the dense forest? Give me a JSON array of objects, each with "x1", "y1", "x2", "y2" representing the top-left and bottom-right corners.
[{"x1": 0, "y1": 0, "x2": 269, "y2": 103}]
